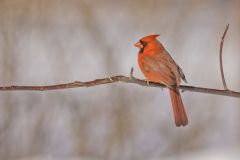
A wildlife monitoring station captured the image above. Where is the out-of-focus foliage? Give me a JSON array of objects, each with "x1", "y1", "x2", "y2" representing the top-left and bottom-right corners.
[{"x1": 0, "y1": 0, "x2": 240, "y2": 159}]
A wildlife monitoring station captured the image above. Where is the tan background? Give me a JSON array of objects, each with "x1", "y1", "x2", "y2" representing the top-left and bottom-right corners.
[{"x1": 0, "y1": 0, "x2": 240, "y2": 159}]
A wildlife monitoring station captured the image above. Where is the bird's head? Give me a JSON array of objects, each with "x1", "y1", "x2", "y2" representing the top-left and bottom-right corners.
[{"x1": 135, "y1": 34, "x2": 160, "y2": 53}]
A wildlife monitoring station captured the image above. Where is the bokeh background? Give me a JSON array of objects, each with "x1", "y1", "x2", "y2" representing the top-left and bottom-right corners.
[{"x1": 0, "y1": 0, "x2": 240, "y2": 159}]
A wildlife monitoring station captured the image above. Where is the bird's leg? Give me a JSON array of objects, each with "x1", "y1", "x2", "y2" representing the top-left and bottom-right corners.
[
  {"x1": 108, "y1": 76, "x2": 113, "y2": 81},
  {"x1": 143, "y1": 79, "x2": 150, "y2": 86}
]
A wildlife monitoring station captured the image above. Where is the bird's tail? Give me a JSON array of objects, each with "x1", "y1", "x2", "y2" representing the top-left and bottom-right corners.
[{"x1": 169, "y1": 88, "x2": 188, "y2": 127}]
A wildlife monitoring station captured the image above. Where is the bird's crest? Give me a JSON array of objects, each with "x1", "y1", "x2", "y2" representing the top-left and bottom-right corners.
[{"x1": 140, "y1": 34, "x2": 160, "y2": 42}]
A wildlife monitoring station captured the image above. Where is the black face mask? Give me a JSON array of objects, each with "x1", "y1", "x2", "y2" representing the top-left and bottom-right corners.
[{"x1": 139, "y1": 40, "x2": 148, "y2": 54}]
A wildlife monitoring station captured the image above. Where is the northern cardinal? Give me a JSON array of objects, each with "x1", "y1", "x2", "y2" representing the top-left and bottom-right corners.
[{"x1": 135, "y1": 34, "x2": 188, "y2": 127}]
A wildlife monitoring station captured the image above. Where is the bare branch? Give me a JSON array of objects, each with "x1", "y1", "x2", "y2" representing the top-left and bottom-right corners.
[
  {"x1": 219, "y1": 24, "x2": 229, "y2": 90},
  {"x1": 0, "y1": 76, "x2": 239, "y2": 98},
  {"x1": 0, "y1": 25, "x2": 237, "y2": 100}
]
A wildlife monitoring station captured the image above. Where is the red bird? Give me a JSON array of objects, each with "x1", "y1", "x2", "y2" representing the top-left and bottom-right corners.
[{"x1": 135, "y1": 34, "x2": 188, "y2": 127}]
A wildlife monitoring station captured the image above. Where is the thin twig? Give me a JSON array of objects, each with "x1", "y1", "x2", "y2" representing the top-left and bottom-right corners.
[
  {"x1": 130, "y1": 67, "x2": 134, "y2": 78},
  {"x1": 219, "y1": 24, "x2": 229, "y2": 90},
  {"x1": 0, "y1": 76, "x2": 239, "y2": 98}
]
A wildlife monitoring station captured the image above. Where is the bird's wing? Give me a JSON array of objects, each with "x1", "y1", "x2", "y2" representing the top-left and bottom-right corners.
[
  {"x1": 177, "y1": 65, "x2": 187, "y2": 83},
  {"x1": 163, "y1": 50, "x2": 187, "y2": 84},
  {"x1": 141, "y1": 55, "x2": 177, "y2": 86}
]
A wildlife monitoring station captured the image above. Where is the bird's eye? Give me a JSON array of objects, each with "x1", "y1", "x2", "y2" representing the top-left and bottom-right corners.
[
  {"x1": 138, "y1": 40, "x2": 148, "y2": 53},
  {"x1": 140, "y1": 40, "x2": 148, "y2": 47}
]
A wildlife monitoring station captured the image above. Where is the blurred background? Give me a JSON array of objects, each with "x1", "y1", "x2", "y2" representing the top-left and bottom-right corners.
[{"x1": 0, "y1": 0, "x2": 240, "y2": 159}]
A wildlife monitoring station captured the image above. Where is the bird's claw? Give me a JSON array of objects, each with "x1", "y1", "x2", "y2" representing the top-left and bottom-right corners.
[
  {"x1": 108, "y1": 76, "x2": 113, "y2": 81},
  {"x1": 144, "y1": 79, "x2": 150, "y2": 86}
]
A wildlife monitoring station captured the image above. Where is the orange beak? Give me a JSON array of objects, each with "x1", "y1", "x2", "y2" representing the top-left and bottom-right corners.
[{"x1": 134, "y1": 42, "x2": 143, "y2": 49}]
